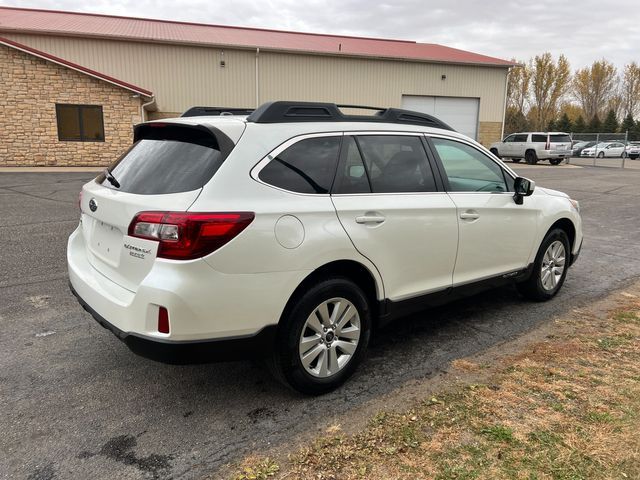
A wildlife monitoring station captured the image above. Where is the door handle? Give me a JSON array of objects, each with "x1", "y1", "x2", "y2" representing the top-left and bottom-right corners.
[
  {"x1": 355, "y1": 215, "x2": 386, "y2": 224},
  {"x1": 460, "y1": 212, "x2": 480, "y2": 220}
]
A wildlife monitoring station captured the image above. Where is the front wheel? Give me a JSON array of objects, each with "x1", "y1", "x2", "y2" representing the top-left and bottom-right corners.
[
  {"x1": 490, "y1": 148, "x2": 501, "y2": 159},
  {"x1": 268, "y1": 277, "x2": 371, "y2": 395},
  {"x1": 517, "y1": 229, "x2": 570, "y2": 301},
  {"x1": 597, "y1": 151, "x2": 605, "y2": 158}
]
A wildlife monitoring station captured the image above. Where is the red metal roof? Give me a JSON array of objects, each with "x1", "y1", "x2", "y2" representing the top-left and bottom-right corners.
[
  {"x1": 0, "y1": 6, "x2": 515, "y2": 67},
  {"x1": 0, "y1": 35, "x2": 153, "y2": 96}
]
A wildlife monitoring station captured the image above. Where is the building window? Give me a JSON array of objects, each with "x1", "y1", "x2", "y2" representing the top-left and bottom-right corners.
[{"x1": 55, "y1": 104, "x2": 105, "y2": 142}]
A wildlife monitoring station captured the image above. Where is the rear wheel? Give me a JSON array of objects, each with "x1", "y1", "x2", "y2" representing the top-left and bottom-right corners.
[
  {"x1": 622, "y1": 152, "x2": 628, "y2": 158},
  {"x1": 517, "y1": 229, "x2": 570, "y2": 301},
  {"x1": 525, "y1": 150, "x2": 538, "y2": 165},
  {"x1": 268, "y1": 277, "x2": 371, "y2": 395},
  {"x1": 549, "y1": 158, "x2": 562, "y2": 165}
]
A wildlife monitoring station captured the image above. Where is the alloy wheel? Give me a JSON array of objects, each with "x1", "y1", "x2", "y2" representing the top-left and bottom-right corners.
[
  {"x1": 298, "y1": 297, "x2": 361, "y2": 378},
  {"x1": 540, "y1": 240, "x2": 566, "y2": 291}
]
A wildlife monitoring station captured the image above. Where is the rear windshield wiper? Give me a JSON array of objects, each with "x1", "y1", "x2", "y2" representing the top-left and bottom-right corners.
[{"x1": 103, "y1": 168, "x2": 121, "y2": 189}]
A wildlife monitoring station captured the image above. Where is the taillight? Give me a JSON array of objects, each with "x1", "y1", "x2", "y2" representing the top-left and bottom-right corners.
[{"x1": 128, "y1": 211, "x2": 254, "y2": 260}]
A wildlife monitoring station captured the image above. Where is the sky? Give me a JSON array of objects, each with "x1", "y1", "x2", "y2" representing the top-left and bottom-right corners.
[{"x1": 1, "y1": 0, "x2": 638, "y2": 70}]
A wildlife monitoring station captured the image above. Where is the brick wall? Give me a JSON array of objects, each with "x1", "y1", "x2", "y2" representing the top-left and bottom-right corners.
[
  {"x1": 0, "y1": 45, "x2": 143, "y2": 166},
  {"x1": 478, "y1": 121, "x2": 503, "y2": 147}
]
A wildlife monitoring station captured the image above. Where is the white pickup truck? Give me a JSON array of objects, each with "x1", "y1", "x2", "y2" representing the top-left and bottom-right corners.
[{"x1": 490, "y1": 132, "x2": 572, "y2": 165}]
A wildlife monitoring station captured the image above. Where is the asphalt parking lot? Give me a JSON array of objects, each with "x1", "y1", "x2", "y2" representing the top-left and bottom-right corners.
[{"x1": 1, "y1": 164, "x2": 639, "y2": 479}]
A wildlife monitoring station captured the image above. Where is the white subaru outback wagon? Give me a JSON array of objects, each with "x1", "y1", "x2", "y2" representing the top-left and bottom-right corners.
[{"x1": 68, "y1": 101, "x2": 583, "y2": 394}]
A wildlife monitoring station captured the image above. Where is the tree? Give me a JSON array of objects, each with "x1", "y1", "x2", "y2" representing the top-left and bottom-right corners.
[
  {"x1": 621, "y1": 62, "x2": 640, "y2": 118},
  {"x1": 573, "y1": 115, "x2": 587, "y2": 133},
  {"x1": 621, "y1": 113, "x2": 637, "y2": 141},
  {"x1": 602, "y1": 109, "x2": 619, "y2": 132},
  {"x1": 506, "y1": 61, "x2": 530, "y2": 115},
  {"x1": 547, "y1": 119, "x2": 557, "y2": 131},
  {"x1": 558, "y1": 103, "x2": 585, "y2": 123},
  {"x1": 587, "y1": 114, "x2": 602, "y2": 133},
  {"x1": 504, "y1": 106, "x2": 529, "y2": 135},
  {"x1": 529, "y1": 53, "x2": 571, "y2": 131},
  {"x1": 573, "y1": 60, "x2": 618, "y2": 120},
  {"x1": 557, "y1": 112, "x2": 573, "y2": 132}
]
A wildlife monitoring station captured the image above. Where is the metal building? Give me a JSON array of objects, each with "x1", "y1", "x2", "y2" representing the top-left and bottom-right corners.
[{"x1": 0, "y1": 6, "x2": 515, "y2": 166}]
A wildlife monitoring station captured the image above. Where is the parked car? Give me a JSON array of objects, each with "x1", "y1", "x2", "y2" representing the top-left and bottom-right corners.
[
  {"x1": 68, "y1": 101, "x2": 583, "y2": 394},
  {"x1": 624, "y1": 142, "x2": 640, "y2": 159},
  {"x1": 581, "y1": 142, "x2": 626, "y2": 158},
  {"x1": 571, "y1": 141, "x2": 597, "y2": 157},
  {"x1": 489, "y1": 132, "x2": 572, "y2": 165}
]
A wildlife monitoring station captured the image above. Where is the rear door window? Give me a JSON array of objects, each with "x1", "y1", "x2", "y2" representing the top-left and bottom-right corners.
[
  {"x1": 355, "y1": 135, "x2": 437, "y2": 193},
  {"x1": 531, "y1": 134, "x2": 547, "y2": 142},
  {"x1": 258, "y1": 136, "x2": 341, "y2": 194},
  {"x1": 332, "y1": 136, "x2": 371, "y2": 194},
  {"x1": 98, "y1": 138, "x2": 225, "y2": 195}
]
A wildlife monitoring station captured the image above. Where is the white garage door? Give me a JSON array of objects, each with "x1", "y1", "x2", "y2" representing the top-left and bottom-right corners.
[{"x1": 401, "y1": 95, "x2": 480, "y2": 140}]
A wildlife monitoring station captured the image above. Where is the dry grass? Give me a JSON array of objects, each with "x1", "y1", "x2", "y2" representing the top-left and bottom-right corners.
[{"x1": 231, "y1": 296, "x2": 640, "y2": 480}]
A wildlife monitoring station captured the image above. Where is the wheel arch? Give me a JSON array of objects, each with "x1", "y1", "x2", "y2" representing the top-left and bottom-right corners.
[
  {"x1": 279, "y1": 259, "x2": 383, "y2": 327},
  {"x1": 546, "y1": 217, "x2": 576, "y2": 255}
]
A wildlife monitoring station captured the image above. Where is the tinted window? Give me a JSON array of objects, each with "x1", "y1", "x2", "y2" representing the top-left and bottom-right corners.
[
  {"x1": 432, "y1": 138, "x2": 508, "y2": 193},
  {"x1": 98, "y1": 139, "x2": 224, "y2": 194},
  {"x1": 56, "y1": 104, "x2": 105, "y2": 142},
  {"x1": 259, "y1": 136, "x2": 341, "y2": 194},
  {"x1": 513, "y1": 134, "x2": 529, "y2": 142},
  {"x1": 550, "y1": 134, "x2": 571, "y2": 143},
  {"x1": 356, "y1": 135, "x2": 436, "y2": 193},
  {"x1": 332, "y1": 137, "x2": 371, "y2": 194},
  {"x1": 503, "y1": 135, "x2": 515, "y2": 143},
  {"x1": 530, "y1": 134, "x2": 546, "y2": 142}
]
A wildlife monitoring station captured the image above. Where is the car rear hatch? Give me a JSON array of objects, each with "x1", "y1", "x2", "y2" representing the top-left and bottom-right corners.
[
  {"x1": 79, "y1": 121, "x2": 239, "y2": 292},
  {"x1": 547, "y1": 133, "x2": 572, "y2": 154}
]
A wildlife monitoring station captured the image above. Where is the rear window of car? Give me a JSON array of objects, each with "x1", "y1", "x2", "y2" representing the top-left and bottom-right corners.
[
  {"x1": 550, "y1": 134, "x2": 571, "y2": 143},
  {"x1": 97, "y1": 125, "x2": 228, "y2": 195}
]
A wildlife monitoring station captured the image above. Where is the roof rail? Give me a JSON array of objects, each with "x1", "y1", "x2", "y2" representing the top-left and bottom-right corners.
[
  {"x1": 245, "y1": 101, "x2": 454, "y2": 131},
  {"x1": 181, "y1": 106, "x2": 255, "y2": 117}
]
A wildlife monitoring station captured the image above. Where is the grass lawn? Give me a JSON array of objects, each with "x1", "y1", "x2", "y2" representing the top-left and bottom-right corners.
[{"x1": 230, "y1": 289, "x2": 640, "y2": 480}]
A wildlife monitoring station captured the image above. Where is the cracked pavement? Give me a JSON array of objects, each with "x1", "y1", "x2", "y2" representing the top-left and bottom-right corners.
[{"x1": 1, "y1": 164, "x2": 639, "y2": 479}]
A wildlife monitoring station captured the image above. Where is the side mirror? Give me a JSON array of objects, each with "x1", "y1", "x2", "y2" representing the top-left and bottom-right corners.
[{"x1": 513, "y1": 176, "x2": 535, "y2": 205}]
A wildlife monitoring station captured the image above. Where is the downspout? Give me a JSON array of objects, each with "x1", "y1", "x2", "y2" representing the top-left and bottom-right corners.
[
  {"x1": 140, "y1": 95, "x2": 155, "y2": 122},
  {"x1": 500, "y1": 68, "x2": 510, "y2": 141},
  {"x1": 255, "y1": 48, "x2": 260, "y2": 108}
]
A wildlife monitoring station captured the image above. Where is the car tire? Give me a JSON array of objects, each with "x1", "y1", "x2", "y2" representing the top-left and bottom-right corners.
[
  {"x1": 525, "y1": 150, "x2": 538, "y2": 165},
  {"x1": 512, "y1": 158, "x2": 522, "y2": 163},
  {"x1": 622, "y1": 152, "x2": 628, "y2": 158},
  {"x1": 597, "y1": 151, "x2": 605, "y2": 158},
  {"x1": 490, "y1": 148, "x2": 501, "y2": 159},
  {"x1": 517, "y1": 228, "x2": 570, "y2": 302},
  {"x1": 549, "y1": 158, "x2": 562, "y2": 165},
  {"x1": 268, "y1": 277, "x2": 371, "y2": 395}
]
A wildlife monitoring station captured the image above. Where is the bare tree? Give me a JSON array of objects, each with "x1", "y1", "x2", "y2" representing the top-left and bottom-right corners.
[
  {"x1": 506, "y1": 60, "x2": 530, "y2": 114},
  {"x1": 620, "y1": 62, "x2": 640, "y2": 118},
  {"x1": 529, "y1": 53, "x2": 571, "y2": 131},
  {"x1": 573, "y1": 60, "x2": 618, "y2": 120}
]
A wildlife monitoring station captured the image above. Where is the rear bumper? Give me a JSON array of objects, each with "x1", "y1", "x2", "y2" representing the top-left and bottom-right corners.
[{"x1": 70, "y1": 282, "x2": 276, "y2": 363}]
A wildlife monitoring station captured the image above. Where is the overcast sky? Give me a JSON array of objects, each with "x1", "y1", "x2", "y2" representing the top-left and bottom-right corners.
[{"x1": 1, "y1": 0, "x2": 638, "y2": 69}]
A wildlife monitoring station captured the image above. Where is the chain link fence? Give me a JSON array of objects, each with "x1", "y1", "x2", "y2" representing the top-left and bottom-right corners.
[{"x1": 568, "y1": 132, "x2": 638, "y2": 168}]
